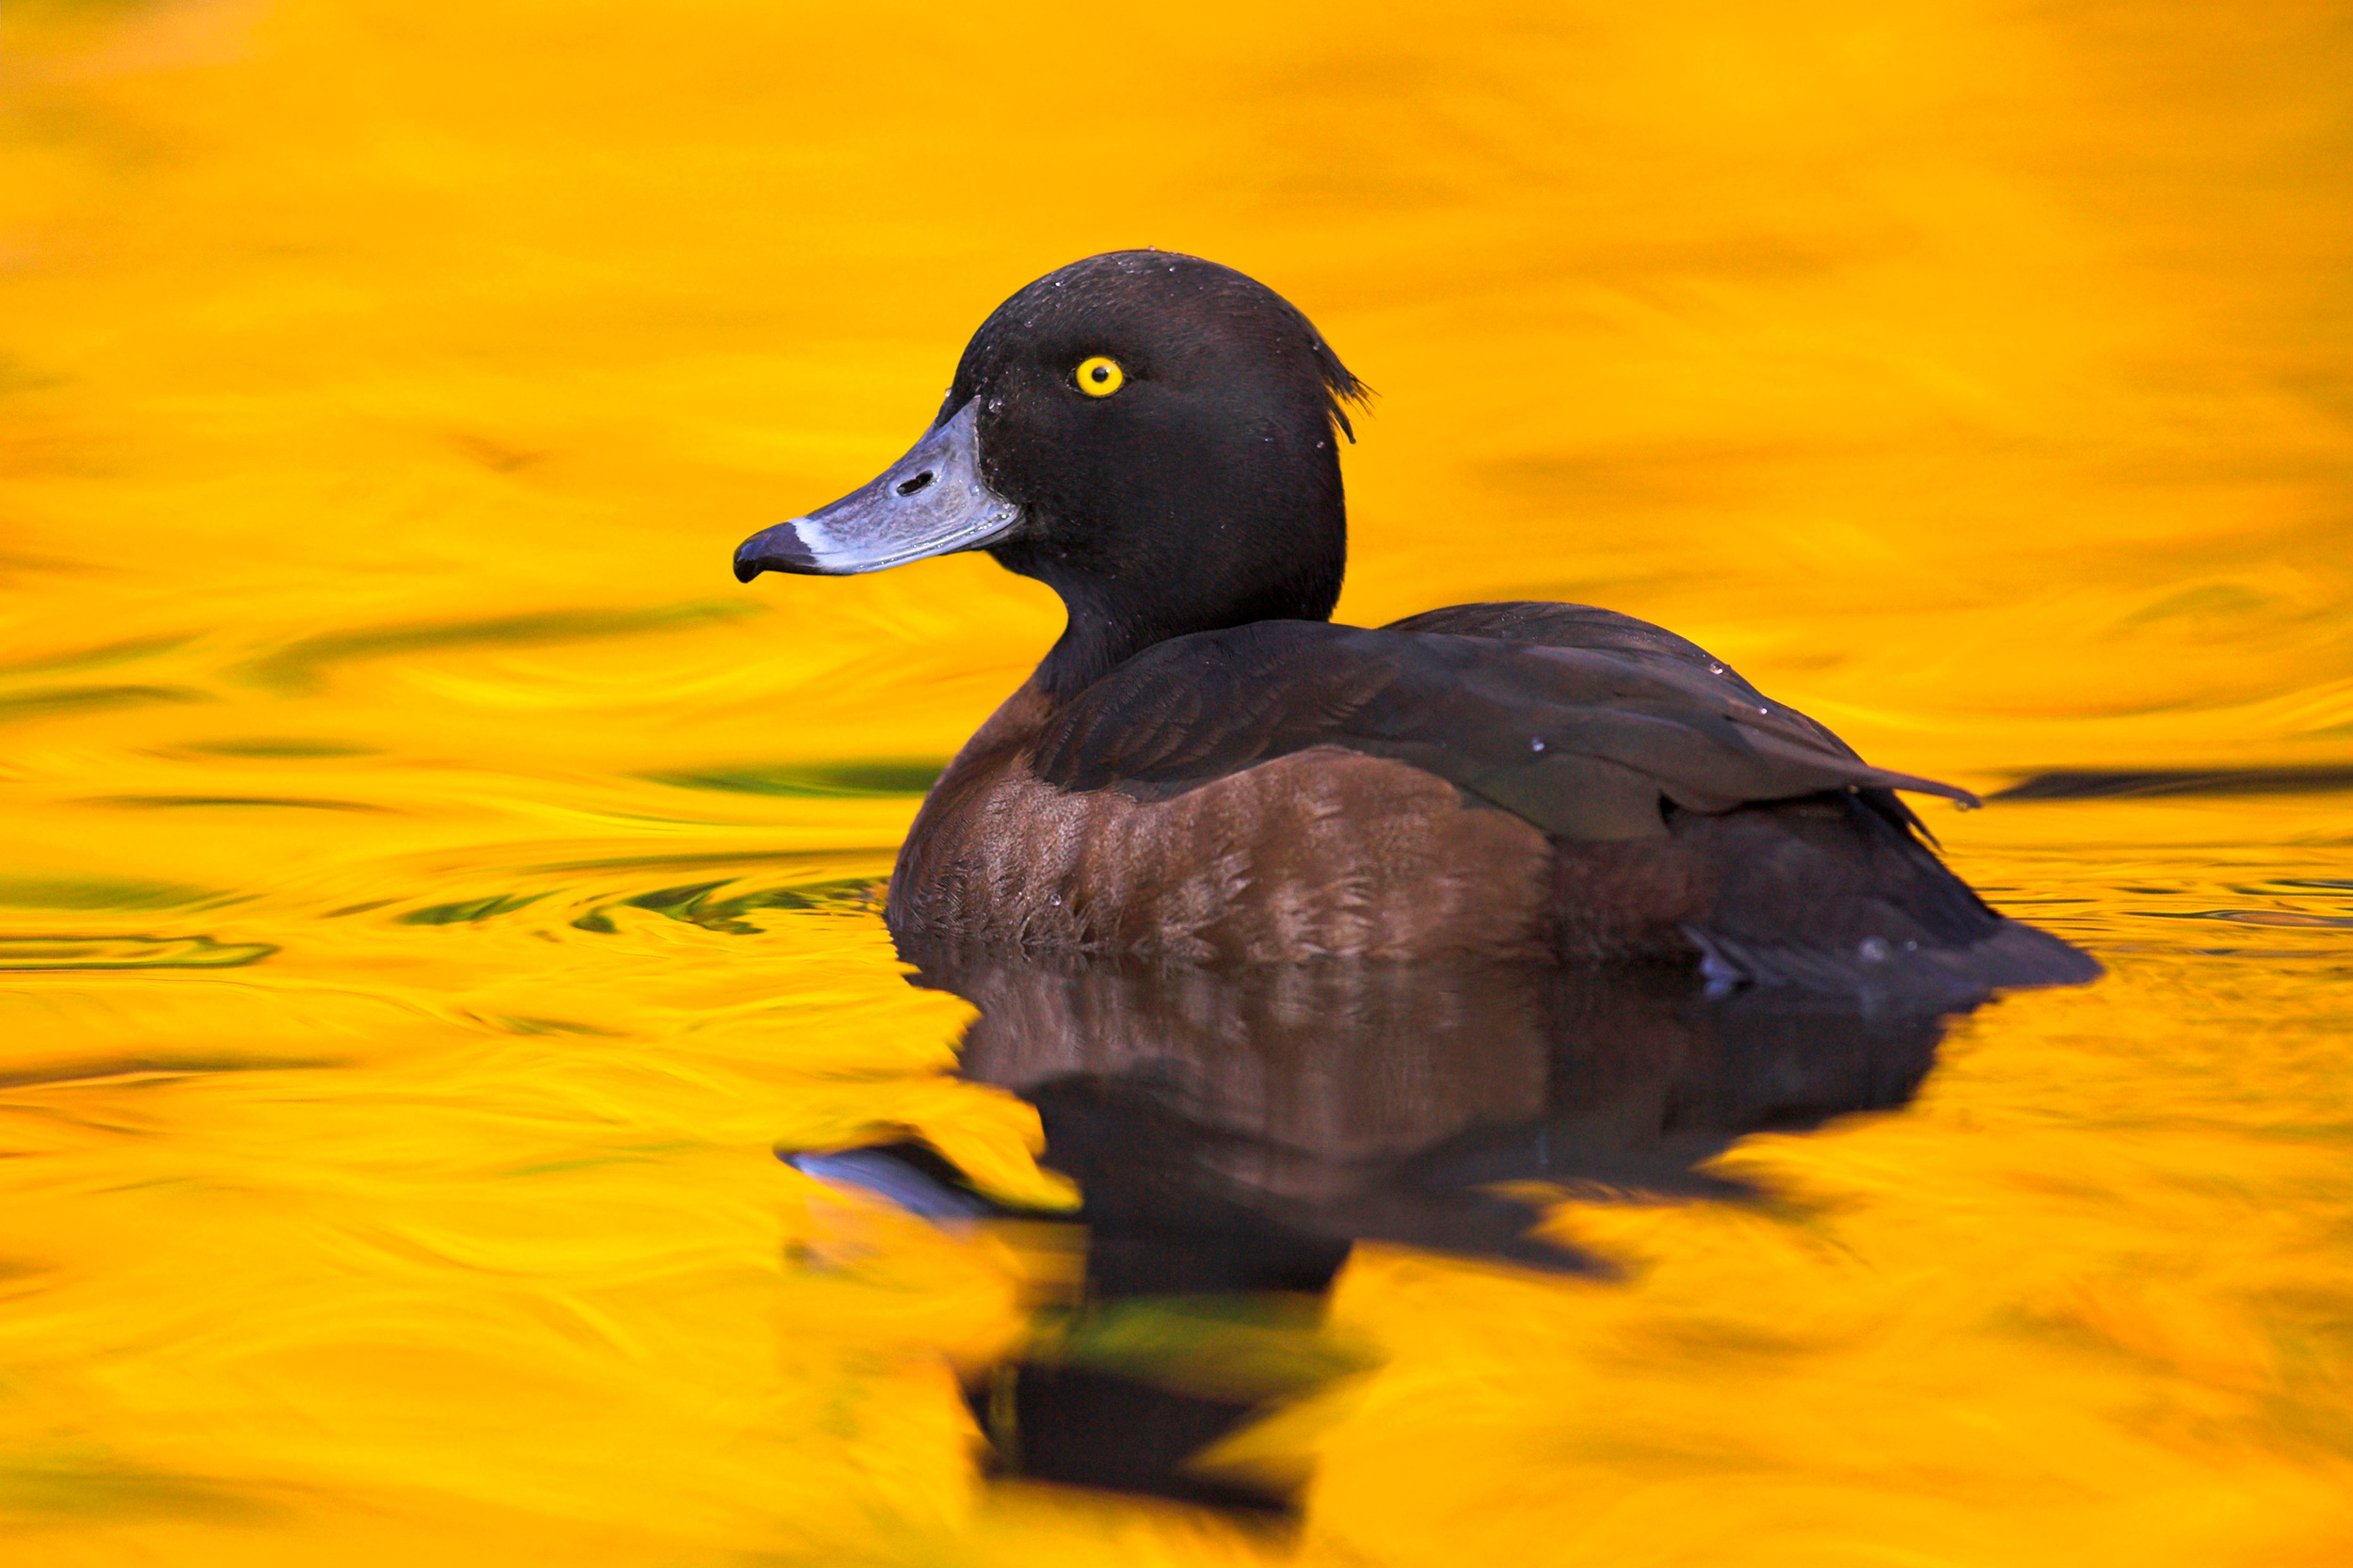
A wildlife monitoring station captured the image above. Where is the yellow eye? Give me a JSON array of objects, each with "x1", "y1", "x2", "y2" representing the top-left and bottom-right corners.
[{"x1": 1075, "y1": 356, "x2": 1126, "y2": 397}]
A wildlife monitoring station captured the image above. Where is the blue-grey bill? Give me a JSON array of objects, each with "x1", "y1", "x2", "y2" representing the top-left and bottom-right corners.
[
  {"x1": 783, "y1": 1149, "x2": 994, "y2": 1222},
  {"x1": 733, "y1": 399, "x2": 1021, "y2": 581}
]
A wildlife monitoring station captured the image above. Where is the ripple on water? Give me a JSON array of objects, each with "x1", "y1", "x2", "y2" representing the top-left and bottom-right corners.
[{"x1": 0, "y1": 935, "x2": 278, "y2": 970}]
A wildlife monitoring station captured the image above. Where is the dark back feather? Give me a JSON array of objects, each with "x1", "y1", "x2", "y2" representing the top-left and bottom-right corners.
[{"x1": 1030, "y1": 617, "x2": 1976, "y2": 843}]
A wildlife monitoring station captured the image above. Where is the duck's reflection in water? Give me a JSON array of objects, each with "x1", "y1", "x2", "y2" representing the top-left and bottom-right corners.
[{"x1": 791, "y1": 950, "x2": 1969, "y2": 1516}]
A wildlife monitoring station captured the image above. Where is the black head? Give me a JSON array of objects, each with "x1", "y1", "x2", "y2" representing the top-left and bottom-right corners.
[{"x1": 734, "y1": 251, "x2": 1365, "y2": 698}]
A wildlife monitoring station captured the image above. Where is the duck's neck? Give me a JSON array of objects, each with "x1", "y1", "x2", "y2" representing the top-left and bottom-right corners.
[
  {"x1": 1035, "y1": 594, "x2": 1160, "y2": 703},
  {"x1": 996, "y1": 502, "x2": 1348, "y2": 703},
  {"x1": 1028, "y1": 568, "x2": 1339, "y2": 701}
]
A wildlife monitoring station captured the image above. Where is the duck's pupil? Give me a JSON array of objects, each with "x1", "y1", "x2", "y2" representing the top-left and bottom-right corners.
[{"x1": 1090, "y1": 366, "x2": 1108, "y2": 382}]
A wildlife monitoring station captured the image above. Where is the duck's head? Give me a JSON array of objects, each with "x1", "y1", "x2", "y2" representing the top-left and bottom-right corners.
[{"x1": 734, "y1": 251, "x2": 1364, "y2": 696}]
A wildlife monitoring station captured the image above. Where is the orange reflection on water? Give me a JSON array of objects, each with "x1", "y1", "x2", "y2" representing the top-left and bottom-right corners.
[{"x1": 3, "y1": 0, "x2": 2350, "y2": 1562}]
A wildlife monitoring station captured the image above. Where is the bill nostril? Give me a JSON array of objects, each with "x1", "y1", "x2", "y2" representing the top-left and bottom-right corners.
[{"x1": 896, "y1": 470, "x2": 936, "y2": 498}]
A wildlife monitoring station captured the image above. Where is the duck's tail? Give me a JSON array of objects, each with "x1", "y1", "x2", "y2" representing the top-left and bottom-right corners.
[{"x1": 1668, "y1": 786, "x2": 2102, "y2": 1005}]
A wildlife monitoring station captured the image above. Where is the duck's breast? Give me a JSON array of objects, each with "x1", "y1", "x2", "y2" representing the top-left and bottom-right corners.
[{"x1": 888, "y1": 744, "x2": 1558, "y2": 962}]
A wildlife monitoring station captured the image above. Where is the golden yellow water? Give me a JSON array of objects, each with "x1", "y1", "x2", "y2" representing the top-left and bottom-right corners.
[{"x1": 5, "y1": 0, "x2": 2352, "y2": 1560}]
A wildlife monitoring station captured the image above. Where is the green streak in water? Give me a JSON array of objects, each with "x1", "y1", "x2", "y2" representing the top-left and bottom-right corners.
[
  {"x1": 645, "y1": 760, "x2": 945, "y2": 797},
  {"x1": 0, "y1": 935, "x2": 278, "y2": 970},
  {"x1": 0, "y1": 684, "x2": 207, "y2": 723},
  {"x1": 238, "y1": 600, "x2": 762, "y2": 693},
  {"x1": 397, "y1": 892, "x2": 550, "y2": 926},
  {"x1": 0, "y1": 875, "x2": 232, "y2": 910}
]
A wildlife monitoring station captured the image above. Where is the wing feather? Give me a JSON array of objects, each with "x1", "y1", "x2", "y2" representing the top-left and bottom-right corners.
[{"x1": 1030, "y1": 617, "x2": 1975, "y2": 841}]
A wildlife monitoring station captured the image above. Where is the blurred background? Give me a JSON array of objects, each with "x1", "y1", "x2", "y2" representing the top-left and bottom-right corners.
[{"x1": 2, "y1": 1, "x2": 2349, "y2": 1563}]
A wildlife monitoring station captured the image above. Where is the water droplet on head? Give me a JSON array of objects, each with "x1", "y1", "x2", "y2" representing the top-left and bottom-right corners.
[
  {"x1": 1858, "y1": 936, "x2": 1891, "y2": 963},
  {"x1": 1529, "y1": 737, "x2": 1546, "y2": 753},
  {"x1": 1708, "y1": 662, "x2": 1724, "y2": 675}
]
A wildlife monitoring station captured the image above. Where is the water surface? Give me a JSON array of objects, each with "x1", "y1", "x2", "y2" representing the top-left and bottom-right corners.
[{"x1": 3, "y1": 1, "x2": 2350, "y2": 1562}]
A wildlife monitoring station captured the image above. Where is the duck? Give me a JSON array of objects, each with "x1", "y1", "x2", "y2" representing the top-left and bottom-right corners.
[{"x1": 734, "y1": 250, "x2": 2098, "y2": 995}]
